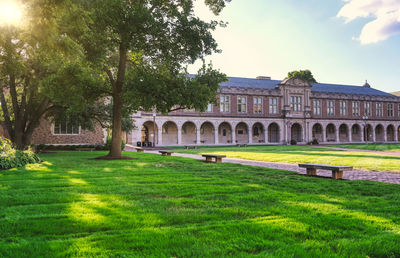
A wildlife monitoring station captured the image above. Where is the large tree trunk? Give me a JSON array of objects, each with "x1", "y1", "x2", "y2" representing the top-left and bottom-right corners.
[
  {"x1": 108, "y1": 43, "x2": 127, "y2": 158},
  {"x1": 109, "y1": 89, "x2": 123, "y2": 157}
]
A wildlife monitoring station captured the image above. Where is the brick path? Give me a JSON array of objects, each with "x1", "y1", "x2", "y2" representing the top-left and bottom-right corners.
[{"x1": 125, "y1": 146, "x2": 400, "y2": 185}]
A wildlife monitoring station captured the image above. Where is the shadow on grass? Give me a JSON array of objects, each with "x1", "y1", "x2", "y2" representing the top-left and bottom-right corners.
[{"x1": 1, "y1": 151, "x2": 400, "y2": 256}]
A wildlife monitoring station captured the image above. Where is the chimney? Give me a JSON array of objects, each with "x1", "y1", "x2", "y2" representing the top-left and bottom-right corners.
[{"x1": 256, "y1": 76, "x2": 271, "y2": 80}]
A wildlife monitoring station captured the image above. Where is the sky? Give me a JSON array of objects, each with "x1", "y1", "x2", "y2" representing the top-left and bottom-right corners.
[{"x1": 188, "y1": 0, "x2": 400, "y2": 93}]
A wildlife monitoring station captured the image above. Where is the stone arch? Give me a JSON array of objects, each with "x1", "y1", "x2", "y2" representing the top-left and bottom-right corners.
[
  {"x1": 162, "y1": 121, "x2": 178, "y2": 145},
  {"x1": 339, "y1": 124, "x2": 349, "y2": 142},
  {"x1": 291, "y1": 123, "x2": 302, "y2": 142},
  {"x1": 351, "y1": 124, "x2": 361, "y2": 142},
  {"x1": 141, "y1": 121, "x2": 158, "y2": 146},
  {"x1": 200, "y1": 121, "x2": 215, "y2": 144},
  {"x1": 326, "y1": 123, "x2": 336, "y2": 142},
  {"x1": 268, "y1": 123, "x2": 280, "y2": 143},
  {"x1": 387, "y1": 124, "x2": 395, "y2": 142},
  {"x1": 364, "y1": 124, "x2": 373, "y2": 142},
  {"x1": 375, "y1": 124, "x2": 384, "y2": 142},
  {"x1": 218, "y1": 122, "x2": 232, "y2": 144},
  {"x1": 182, "y1": 121, "x2": 197, "y2": 145},
  {"x1": 235, "y1": 122, "x2": 249, "y2": 144},
  {"x1": 252, "y1": 122, "x2": 265, "y2": 143},
  {"x1": 312, "y1": 123, "x2": 323, "y2": 143}
]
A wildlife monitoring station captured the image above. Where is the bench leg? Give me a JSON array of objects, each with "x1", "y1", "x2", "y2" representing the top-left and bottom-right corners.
[
  {"x1": 332, "y1": 170, "x2": 344, "y2": 180},
  {"x1": 162, "y1": 153, "x2": 167, "y2": 156},
  {"x1": 216, "y1": 158, "x2": 222, "y2": 163},
  {"x1": 167, "y1": 153, "x2": 171, "y2": 156},
  {"x1": 205, "y1": 157, "x2": 212, "y2": 163},
  {"x1": 306, "y1": 168, "x2": 317, "y2": 176}
]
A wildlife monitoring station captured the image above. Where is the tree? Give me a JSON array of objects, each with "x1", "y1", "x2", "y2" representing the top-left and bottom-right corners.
[
  {"x1": 287, "y1": 70, "x2": 317, "y2": 83},
  {"x1": 75, "y1": 0, "x2": 229, "y2": 158},
  {"x1": 0, "y1": 1, "x2": 99, "y2": 149}
]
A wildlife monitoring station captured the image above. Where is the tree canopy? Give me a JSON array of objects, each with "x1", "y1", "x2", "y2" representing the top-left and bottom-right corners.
[
  {"x1": 287, "y1": 70, "x2": 317, "y2": 83},
  {"x1": 0, "y1": 0, "x2": 97, "y2": 149},
  {"x1": 1, "y1": 0, "x2": 229, "y2": 154},
  {"x1": 69, "y1": 0, "x2": 229, "y2": 158}
]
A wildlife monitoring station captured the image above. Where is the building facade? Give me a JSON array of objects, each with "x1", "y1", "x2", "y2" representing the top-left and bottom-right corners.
[{"x1": 129, "y1": 77, "x2": 400, "y2": 146}]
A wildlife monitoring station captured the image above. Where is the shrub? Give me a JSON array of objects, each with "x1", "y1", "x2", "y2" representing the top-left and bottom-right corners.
[
  {"x1": 290, "y1": 139, "x2": 297, "y2": 145},
  {"x1": 0, "y1": 138, "x2": 41, "y2": 170},
  {"x1": 106, "y1": 135, "x2": 126, "y2": 150},
  {"x1": 312, "y1": 138, "x2": 319, "y2": 145}
]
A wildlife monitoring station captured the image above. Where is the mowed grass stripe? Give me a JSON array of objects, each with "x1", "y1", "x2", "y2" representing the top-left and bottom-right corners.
[
  {"x1": 174, "y1": 145, "x2": 400, "y2": 172},
  {"x1": 1, "y1": 151, "x2": 400, "y2": 257}
]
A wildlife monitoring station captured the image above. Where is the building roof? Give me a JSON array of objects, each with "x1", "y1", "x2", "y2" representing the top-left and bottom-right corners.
[{"x1": 220, "y1": 76, "x2": 396, "y2": 97}]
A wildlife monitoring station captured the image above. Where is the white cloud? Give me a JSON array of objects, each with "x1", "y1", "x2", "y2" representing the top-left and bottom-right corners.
[{"x1": 337, "y1": 0, "x2": 400, "y2": 44}]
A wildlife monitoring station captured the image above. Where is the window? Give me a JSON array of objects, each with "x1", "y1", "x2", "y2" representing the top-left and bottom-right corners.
[
  {"x1": 237, "y1": 96, "x2": 247, "y2": 113},
  {"x1": 327, "y1": 100, "x2": 335, "y2": 116},
  {"x1": 313, "y1": 100, "x2": 321, "y2": 115},
  {"x1": 364, "y1": 102, "x2": 371, "y2": 116},
  {"x1": 237, "y1": 130, "x2": 244, "y2": 135},
  {"x1": 206, "y1": 103, "x2": 213, "y2": 112},
  {"x1": 352, "y1": 101, "x2": 360, "y2": 116},
  {"x1": 222, "y1": 129, "x2": 227, "y2": 136},
  {"x1": 253, "y1": 97, "x2": 263, "y2": 114},
  {"x1": 220, "y1": 95, "x2": 230, "y2": 113},
  {"x1": 340, "y1": 101, "x2": 347, "y2": 116},
  {"x1": 53, "y1": 120, "x2": 79, "y2": 135},
  {"x1": 290, "y1": 96, "x2": 302, "y2": 111},
  {"x1": 388, "y1": 103, "x2": 394, "y2": 117},
  {"x1": 376, "y1": 103, "x2": 383, "y2": 117},
  {"x1": 398, "y1": 104, "x2": 400, "y2": 117},
  {"x1": 269, "y1": 98, "x2": 278, "y2": 114}
]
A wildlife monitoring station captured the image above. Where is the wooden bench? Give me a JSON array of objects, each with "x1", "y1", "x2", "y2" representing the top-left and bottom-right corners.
[
  {"x1": 76, "y1": 148, "x2": 95, "y2": 151},
  {"x1": 298, "y1": 163, "x2": 353, "y2": 180},
  {"x1": 159, "y1": 150, "x2": 173, "y2": 156},
  {"x1": 236, "y1": 144, "x2": 248, "y2": 147},
  {"x1": 134, "y1": 147, "x2": 144, "y2": 153},
  {"x1": 184, "y1": 146, "x2": 198, "y2": 150},
  {"x1": 202, "y1": 154, "x2": 226, "y2": 163}
]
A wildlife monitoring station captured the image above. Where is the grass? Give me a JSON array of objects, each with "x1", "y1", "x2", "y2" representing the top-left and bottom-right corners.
[
  {"x1": 173, "y1": 145, "x2": 400, "y2": 172},
  {"x1": 327, "y1": 143, "x2": 400, "y2": 152},
  {"x1": 1, "y1": 151, "x2": 400, "y2": 257}
]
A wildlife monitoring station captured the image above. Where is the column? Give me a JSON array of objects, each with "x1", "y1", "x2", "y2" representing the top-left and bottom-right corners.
[
  {"x1": 394, "y1": 127, "x2": 398, "y2": 142},
  {"x1": 264, "y1": 124, "x2": 269, "y2": 143},
  {"x1": 335, "y1": 127, "x2": 339, "y2": 143},
  {"x1": 372, "y1": 128, "x2": 376, "y2": 142},
  {"x1": 232, "y1": 125, "x2": 236, "y2": 144},
  {"x1": 196, "y1": 126, "x2": 201, "y2": 145},
  {"x1": 322, "y1": 126, "x2": 326, "y2": 143},
  {"x1": 360, "y1": 126, "x2": 364, "y2": 142},
  {"x1": 177, "y1": 128, "x2": 182, "y2": 145},
  {"x1": 158, "y1": 128, "x2": 163, "y2": 146},
  {"x1": 383, "y1": 127, "x2": 387, "y2": 142},
  {"x1": 248, "y1": 125, "x2": 253, "y2": 144},
  {"x1": 348, "y1": 127, "x2": 352, "y2": 143},
  {"x1": 305, "y1": 122, "x2": 309, "y2": 143},
  {"x1": 214, "y1": 126, "x2": 219, "y2": 145}
]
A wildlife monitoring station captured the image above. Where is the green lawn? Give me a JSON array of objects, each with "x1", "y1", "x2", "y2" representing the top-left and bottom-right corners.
[
  {"x1": 174, "y1": 145, "x2": 400, "y2": 172},
  {"x1": 1, "y1": 151, "x2": 400, "y2": 257},
  {"x1": 326, "y1": 143, "x2": 400, "y2": 152}
]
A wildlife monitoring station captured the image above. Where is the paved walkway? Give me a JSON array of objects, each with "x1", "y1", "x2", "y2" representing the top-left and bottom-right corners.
[
  {"x1": 306, "y1": 145, "x2": 400, "y2": 157},
  {"x1": 126, "y1": 146, "x2": 400, "y2": 185}
]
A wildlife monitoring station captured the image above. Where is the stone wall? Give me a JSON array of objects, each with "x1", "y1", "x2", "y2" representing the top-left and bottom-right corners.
[{"x1": 31, "y1": 119, "x2": 105, "y2": 145}]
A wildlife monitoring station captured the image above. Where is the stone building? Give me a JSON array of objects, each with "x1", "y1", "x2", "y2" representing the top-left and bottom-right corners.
[{"x1": 129, "y1": 76, "x2": 400, "y2": 146}]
